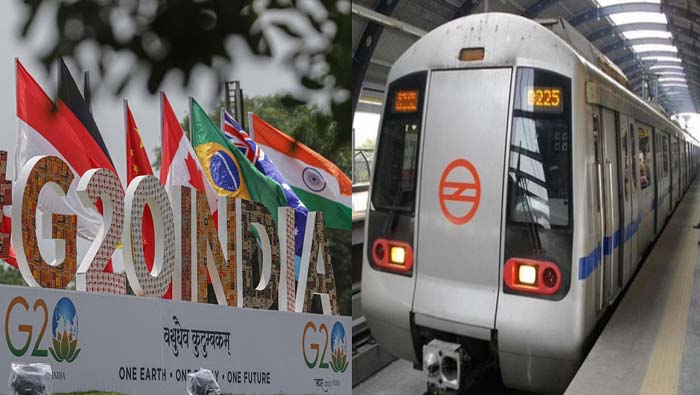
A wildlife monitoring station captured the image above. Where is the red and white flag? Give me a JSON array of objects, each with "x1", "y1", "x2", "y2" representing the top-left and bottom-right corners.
[
  {"x1": 159, "y1": 93, "x2": 217, "y2": 213},
  {"x1": 15, "y1": 60, "x2": 118, "y2": 241}
]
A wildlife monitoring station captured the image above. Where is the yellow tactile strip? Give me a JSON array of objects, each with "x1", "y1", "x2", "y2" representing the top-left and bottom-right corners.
[{"x1": 640, "y1": 197, "x2": 699, "y2": 395}]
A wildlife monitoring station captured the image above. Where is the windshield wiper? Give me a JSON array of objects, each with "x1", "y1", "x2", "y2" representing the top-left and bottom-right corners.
[
  {"x1": 383, "y1": 176, "x2": 406, "y2": 234},
  {"x1": 513, "y1": 143, "x2": 543, "y2": 252}
]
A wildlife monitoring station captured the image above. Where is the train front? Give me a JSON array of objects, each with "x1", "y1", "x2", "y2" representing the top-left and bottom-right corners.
[{"x1": 361, "y1": 13, "x2": 585, "y2": 394}]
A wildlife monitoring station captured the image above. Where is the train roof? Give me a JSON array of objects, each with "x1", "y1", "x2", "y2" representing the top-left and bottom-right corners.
[
  {"x1": 387, "y1": 12, "x2": 698, "y2": 145},
  {"x1": 388, "y1": 13, "x2": 580, "y2": 85}
]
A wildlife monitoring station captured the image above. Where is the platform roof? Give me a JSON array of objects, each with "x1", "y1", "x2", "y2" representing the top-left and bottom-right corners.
[{"x1": 352, "y1": 0, "x2": 700, "y2": 116}]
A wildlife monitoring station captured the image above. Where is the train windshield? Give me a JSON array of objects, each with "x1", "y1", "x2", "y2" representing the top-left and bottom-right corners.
[
  {"x1": 507, "y1": 68, "x2": 572, "y2": 229},
  {"x1": 371, "y1": 71, "x2": 427, "y2": 214}
]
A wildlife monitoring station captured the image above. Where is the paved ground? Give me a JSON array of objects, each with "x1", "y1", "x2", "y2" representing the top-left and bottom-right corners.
[
  {"x1": 353, "y1": 358, "x2": 516, "y2": 395},
  {"x1": 567, "y1": 182, "x2": 700, "y2": 395}
]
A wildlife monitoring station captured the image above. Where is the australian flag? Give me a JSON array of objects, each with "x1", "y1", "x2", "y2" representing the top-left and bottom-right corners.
[{"x1": 221, "y1": 110, "x2": 308, "y2": 281}]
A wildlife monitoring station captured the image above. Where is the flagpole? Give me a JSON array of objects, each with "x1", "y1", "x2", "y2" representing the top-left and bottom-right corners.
[
  {"x1": 159, "y1": 92, "x2": 164, "y2": 179},
  {"x1": 123, "y1": 99, "x2": 128, "y2": 182},
  {"x1": 247, "y1": 111, "x2": 255, "y2": 140},
  {"x1": 84, "y1": 71, "x2": 92, "y2": 114},
  {"x1": 13, "y1": 58, "x2": 19, "y2": 180},
  {"x1": 188, "y1": 96, "x2": 194, "y2": 142},
  {"x1": 220, "y1": 106, "x2": 225, "y2": 133}
]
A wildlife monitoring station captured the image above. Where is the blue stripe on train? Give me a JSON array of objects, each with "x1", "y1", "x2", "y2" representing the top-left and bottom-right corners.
[
  {"x1": 578, "y1": 211, "x2": 644, "y2": 281},
  {"x1": 574, "y1": 185, "x2": 677, "y2": 281}
]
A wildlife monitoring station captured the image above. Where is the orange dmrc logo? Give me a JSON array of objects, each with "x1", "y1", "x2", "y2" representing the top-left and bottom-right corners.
[{"x1": 438, "y1": 159, "x2": 482, "y2": 225}]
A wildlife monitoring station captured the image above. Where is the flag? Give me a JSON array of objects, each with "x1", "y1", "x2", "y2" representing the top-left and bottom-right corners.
[
  {"x1": 57, "y1": 59, "x2": 120, "y2": 273},
  {"x1": 160, "y1": 93, "x2": 223, "y2": 294},
  {"x1": 159, "y1": 93, "x2": 218, "y2": 212},
  {"x1": 15, "y1": 60, "x2": 116, "y2": 244},
  {"x1": 222, "y1": 111, "x2": 258, "y2": 163},
  {"x1": 1, "y1": 207, "x2": 16, "y2": 268},
  {"x1": 251, "y1": 114, "x2": 351, "y2": 230},
  {"x1": 58, "y1": 59, "x2": 114, "y2": 168},
  {"x1": 221, "y1": 109, "x2": 309, "y2": 279},
  {"x1": 125, "y1": 101, "x2": 168, "y2": 297},
  {"x1": 189, "y1": 99, "x2": 287, "y2": 222}
]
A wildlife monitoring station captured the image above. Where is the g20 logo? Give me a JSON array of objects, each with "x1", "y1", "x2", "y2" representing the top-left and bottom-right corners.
[
  {"x1": 302, "y1": 321, "x2": 348, "y2": 373},
  {"x1": 4, "y1": 296, "x2": 81, "y2": 363}
]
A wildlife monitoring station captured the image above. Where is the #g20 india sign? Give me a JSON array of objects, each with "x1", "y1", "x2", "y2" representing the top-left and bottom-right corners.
[{"x1": 0, "y1": 151, "x2": 339, "y2": 315}]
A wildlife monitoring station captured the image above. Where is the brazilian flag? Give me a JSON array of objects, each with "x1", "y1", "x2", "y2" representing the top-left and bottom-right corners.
[{"x1": 190, "y1": 99, "x2": 288, "y2": 221}]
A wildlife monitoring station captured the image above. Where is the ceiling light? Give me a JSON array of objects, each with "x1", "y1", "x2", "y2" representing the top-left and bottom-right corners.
[
  {"x1": 632, "y1": 44, "x2": 677, "y2": 53},
  {"x1": 609, "y1": 12, "x2": 667, "y2": 25},
  {"x1": 650, "y1": 65, "x2": 684, "y2": 70},
  {"x1": 623, "y1": 30, "x2": 672, "y2": 40},
  {"x1": 642, "y1": 56, "x2": 682, "y2": 63},
  {"x1": 596, "y1": 0, "x2": 660, "y2": 6}
]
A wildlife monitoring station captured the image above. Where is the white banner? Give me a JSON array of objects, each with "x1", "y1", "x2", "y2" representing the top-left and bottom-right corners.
[{"x1": 0, "y1": 284, "x2": 351, "y2": 394}]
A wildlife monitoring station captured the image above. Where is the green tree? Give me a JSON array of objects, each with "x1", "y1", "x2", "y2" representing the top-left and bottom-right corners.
[
  {"x1": 360, "y1": 138, "x2": 376, "y2": 150},
  {"x1": 0, "y1": 265, "x2": 26, "y2": 286}
]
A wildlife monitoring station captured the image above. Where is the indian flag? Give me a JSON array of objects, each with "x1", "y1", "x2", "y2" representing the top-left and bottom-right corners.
[{"x1": 250, "y1": 114, "x2": 351, "y2": 230}]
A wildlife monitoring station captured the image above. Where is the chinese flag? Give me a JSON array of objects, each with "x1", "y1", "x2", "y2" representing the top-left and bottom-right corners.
[{"x1": 125, "y1": 101, "x2": 172, "y2": 298}]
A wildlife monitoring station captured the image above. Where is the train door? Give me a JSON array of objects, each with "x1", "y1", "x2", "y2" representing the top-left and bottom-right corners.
[
  {"x1": 653, "y1": 130, "x2": 660, "y2": 235},
  {"x1": 665, "y1": 135, "x2": 672, "y2": 216},
  {"x1": 672, "y1": 137, "x2": 680, "y2": 206},
  {"x1": 601, "y1": 108, "x2": 621, "y2": 302},
  {"x1": 680, "y1": 140, "x2": 686, "y2": 192},
  {"x1": 592, "y1": 109, "x2": 604, "y2": 312},
  {"x1": 637, "y1": 123, "x2": 654, "y2": 249},
  {"x1": 629, "y1": 119, "x2": 640, "y2": 268},
  {"x1": 618, "y1": 115, "x2": 632, "y2": 284},
  {"x1": 412, "y1": 68, "x2": 512, "y2": 330}
]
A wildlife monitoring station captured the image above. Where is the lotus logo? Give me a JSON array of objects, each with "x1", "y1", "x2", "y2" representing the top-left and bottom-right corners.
[
  {"x1": 329, "y1": 322, "x2": 348, "y2": 373},
  {"x1": 48, "y1": 297, "x2": 80, "y2": 363}
]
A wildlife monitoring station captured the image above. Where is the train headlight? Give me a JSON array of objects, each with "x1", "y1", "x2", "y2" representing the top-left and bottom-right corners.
[
  {"x1": 371, "y1": 239, "x2": 414, "y2": 275},
  {"x1": 390, "y1": 246, "x2": 406, "y2": 264},
  {"x1": 518, "y1": 264, "x2": 537, "y2": 285}
]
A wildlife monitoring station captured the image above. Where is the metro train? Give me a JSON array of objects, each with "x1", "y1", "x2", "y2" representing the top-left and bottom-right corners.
[{"x1": 361, "y1": 13, "x2": 700, "y2": 394}]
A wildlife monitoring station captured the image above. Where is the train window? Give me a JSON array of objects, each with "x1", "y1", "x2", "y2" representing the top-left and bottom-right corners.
[
  {"x1": 638, "y1": 125, "x2": 652, "y2": 190},
  {"x1": 663, "y1": 136, "x2": 669, "y2": 176},
  {"x1": 630, "y1": 123, "x2": 637, "y2": 193},
  {"x1": 593, "y1": 113, "x2": 601, "y2": 213},
  {"x1": 507, "y1": 68, "x2": 572, "y2": 229},
  {"x1": 654, "y1": 133, "x2": 660, "y2": 179},
  {"x1": 622, "y1": 123, "x2": 629, "y2": 201},
  {"x1": 673, "y1": 139, "x2": 679, "y2": 170},
  {"x1": 504, "y1": 68, "x2": 573, "y2": 300},
  {"x1": 371, "y1": 71, "x2": 427, "y2": 214}
]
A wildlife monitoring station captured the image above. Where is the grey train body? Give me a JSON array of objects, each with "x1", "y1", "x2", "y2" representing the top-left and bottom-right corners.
[{"x1": 361, "y1": 13, "x2": 699, "y2": 394}]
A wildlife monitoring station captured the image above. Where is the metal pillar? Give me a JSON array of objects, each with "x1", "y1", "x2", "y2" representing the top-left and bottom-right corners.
[
  {"x1": 224, "y1": 80, "x2": 246, "y2": 130},
  {"x1": 351, "y1": 0, "x2": 401, "y2": 118}
]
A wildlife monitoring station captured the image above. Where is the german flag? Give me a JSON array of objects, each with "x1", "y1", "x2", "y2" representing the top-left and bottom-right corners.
[{"x1": 57, "y1": 59, "x2": 115, "y2": 168}]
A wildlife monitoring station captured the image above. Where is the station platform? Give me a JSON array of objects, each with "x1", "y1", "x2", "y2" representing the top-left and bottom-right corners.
[{"x1": 567, "y1": 181, "x2": 700, "y2": 395}]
